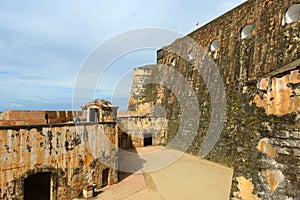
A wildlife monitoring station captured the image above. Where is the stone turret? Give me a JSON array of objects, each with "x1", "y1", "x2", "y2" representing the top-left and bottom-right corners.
[{"x1": 81, "y1": 99, "x2": 118, "y2": 122}]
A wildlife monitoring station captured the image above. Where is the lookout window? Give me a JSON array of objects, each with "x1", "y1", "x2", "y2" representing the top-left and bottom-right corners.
[
  {"x1": 210, "y1": 40, "x2": 219, "y2": 51},
  {"x1": 284, "y1": 4, "x2": 300, "y2": 24},
  {"x1": 241, "y1": 24, "x2": 254, "y2": 39}
]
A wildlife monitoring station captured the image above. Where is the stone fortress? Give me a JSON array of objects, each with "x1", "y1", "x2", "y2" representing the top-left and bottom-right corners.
[
  {"x1": 0, "y1": 0, "x2": 299, "y2": 199},
  {"x1": 128, "y1": 0, "x2": 300, "y2": 199}
]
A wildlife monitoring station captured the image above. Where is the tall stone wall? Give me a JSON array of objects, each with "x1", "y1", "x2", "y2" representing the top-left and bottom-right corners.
[
  {"x1": 128, "y1": 65, "x2": 156, "y2": 113},
  {"x1": 0, "y1": 122, "x2": 118, "y2": 199},
  {"x1": 130, "y1": 0, "x2": 300, "y2": 199}
]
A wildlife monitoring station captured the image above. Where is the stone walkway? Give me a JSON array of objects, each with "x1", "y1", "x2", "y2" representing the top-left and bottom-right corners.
[{"x1": 90, "y1": 146, "x2": 234, "y2": 200}]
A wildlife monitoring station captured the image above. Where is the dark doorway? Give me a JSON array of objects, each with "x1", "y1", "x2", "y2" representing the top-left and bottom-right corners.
[
  {"x1": 89, "y1": 108, "x2": 99, "y2": 122},
  {"x1": 24, "y1": 172, "x2": 51, "y2": 200},
  {"x1": 102, "y1": 169, "x2": 109, "y2": 188},
  {"x1": 144, "y1": 134, "x2": 152, "y2": 146},
  {"x1": 120, "y1": 132, "x2": 129, "y2": 149},
  {"x1": 121, "y1": 138, "x2": 127, "y2": 149}
]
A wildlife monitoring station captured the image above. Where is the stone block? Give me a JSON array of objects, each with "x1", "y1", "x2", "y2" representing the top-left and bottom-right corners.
[
  {"x1": 290, "y1": 132, "x2": 300, "y2": 139},
  {"x1": 292, "y1": 148, "x2": 300, "y2": 157},
  {"x1": 83, "y1": 186, "x2": 93, "y2": 199}
]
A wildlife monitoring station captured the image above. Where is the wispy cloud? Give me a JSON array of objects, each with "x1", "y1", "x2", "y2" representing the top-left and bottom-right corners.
[{"x1": 0, "y1": 0, "x2": 245, "y2": 111}]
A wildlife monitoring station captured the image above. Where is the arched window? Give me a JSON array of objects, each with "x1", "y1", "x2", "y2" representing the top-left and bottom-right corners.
[
  {"x1": 241, "y1": 24, "x2": 254, "y2": 39},
  {"x1": 283, "y1": 4, "x2": 300, "y2": 24},
  {"x1": 187, "y1": 49, "x2": 194, "y2": 61},
  {"x1": 171, "y1": 57, "x2": 177, "y2": 66},
  {"x1": 210, "y1": 40, "x2": 219, "y2": 51}
]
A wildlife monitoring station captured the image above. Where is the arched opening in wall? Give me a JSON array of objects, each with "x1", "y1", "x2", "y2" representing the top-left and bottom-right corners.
[
  {"x1": 143, "y1": 133, "x2": 153, "y2": 146},
  {"x1": 102, "y1": 169, "x2": 110, "y2": 188},
  {"x1": 187, "y1": 49, "x2": 194, "y2": 61},
  {"x1": 24, "y1": 172, "x2": 51, "y2": 200},
  {"x1": 210, "y1": 40, "x2": 219, "y2": 51},
  {"x1": 284, "y1": 4, "x2": 300, "y2": 24},
  {"x1": 171, "y1": 57, "x2": 177, "y2": 66},
  {"x1": 241, "y1": 24, "x2": 254, "y2": 39}
]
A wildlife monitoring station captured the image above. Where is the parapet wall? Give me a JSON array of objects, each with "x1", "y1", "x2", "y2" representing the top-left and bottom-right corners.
[{"x1": 0, "y1": 110, "x2": 82, "y2": 126}]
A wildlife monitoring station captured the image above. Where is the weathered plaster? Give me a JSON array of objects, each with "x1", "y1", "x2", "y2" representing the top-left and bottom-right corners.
[
  {"x1": 257, "y1": 138, "x2": 276, "y2": 158},
  {"x1": 262, "y1": 170, "x2": 285, "y2": 193},
  {"x1": 233, "y1": 176, "x2": 260, "y2": 200},
  {"x1": 253, "y1": 69, "x2": 300, "y2": 116}
]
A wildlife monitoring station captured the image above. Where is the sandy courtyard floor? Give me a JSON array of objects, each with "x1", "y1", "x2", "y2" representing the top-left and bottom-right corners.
[{"x1": 82, "y1": 146, "x2": 234, "y2": 200}]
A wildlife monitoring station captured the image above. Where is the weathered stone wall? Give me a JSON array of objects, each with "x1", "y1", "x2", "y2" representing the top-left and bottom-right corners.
[
  {"x1": 130, "y1": 0, "x2": 299, "y2": 199},
  {"x1": 118, "y1": 117, "x2": 167, "y2": 147},
  {"x1": 0, "y1": 122, "x2": 118, "y2": 199},
  {"x1": 126, "y1": 66, "x2": 168, "y2": 147},
  {"x1": 128, "y1": 65, "x2": 156, "y2": 113},
  {"x1": 253, "y1": 67, "x2": 300, "y2": 199}
]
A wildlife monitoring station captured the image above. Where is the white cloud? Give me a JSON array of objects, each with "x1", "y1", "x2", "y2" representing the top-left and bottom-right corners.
[{"x1": 0, "y1": 0, "x2": 245, "y2": 110}]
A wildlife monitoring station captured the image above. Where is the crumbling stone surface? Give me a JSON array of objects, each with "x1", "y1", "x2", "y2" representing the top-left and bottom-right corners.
[
  {"x1": 253, "y1": 69, "x2": 300, "y2": 115},
  {"x1": 257, "y1": 138, "x2": 276, "y2": 158},
  {"x1": 233, "y1": 176, "x2": 260, "y2": 200},
  {"x1": 0, "y1": 123, "x2": 118, "y2": 199},
  {"x1": 261, "y1": 170, "x2": 285, "y2": 193}
]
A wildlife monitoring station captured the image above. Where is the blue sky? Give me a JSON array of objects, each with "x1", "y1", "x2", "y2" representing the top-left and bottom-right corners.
[{"x1": 0, "y1": 0, "x2": 245, "y2": 111}]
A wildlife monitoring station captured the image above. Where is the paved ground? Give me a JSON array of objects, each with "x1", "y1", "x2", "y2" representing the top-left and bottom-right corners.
[{"x1": 92, "y1": 146, "x2": 234, "y2": 200}]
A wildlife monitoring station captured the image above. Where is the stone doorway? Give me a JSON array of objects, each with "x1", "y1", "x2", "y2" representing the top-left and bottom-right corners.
[
  {"x1": 143, "y1": 134, "x2": 152, "y2": 146},
  {"x1": 24, "y1": 172, "x2": 51, "y2": 200},
  {"x1": 102, "y1": 169, "x2": 109, "y2": 188}
]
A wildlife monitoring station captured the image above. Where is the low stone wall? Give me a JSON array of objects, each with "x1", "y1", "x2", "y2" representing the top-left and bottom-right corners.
[
  {"x1": 0, "y1": 110, "x2": 82, "y2": 126},
  {"x1": 118, "y1": 117, "x2": 167, "y2": 147}
]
